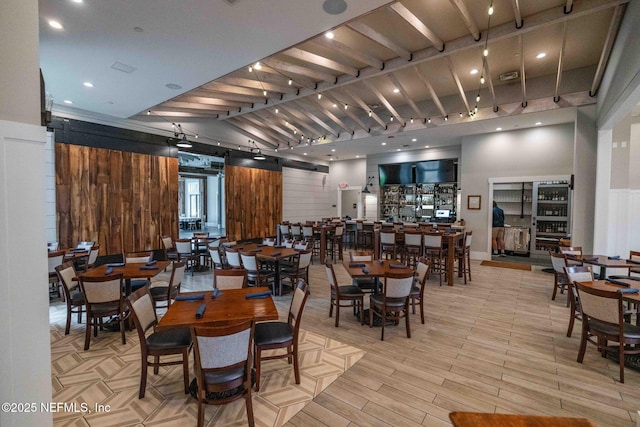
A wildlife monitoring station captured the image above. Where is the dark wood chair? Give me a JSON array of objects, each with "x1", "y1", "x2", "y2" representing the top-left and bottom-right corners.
[
  {"x1": 55, "y1": 261, "x2": 85, "y2": 335},
  {"x1": 125, "y1": 250, "x2": 154, "y2": 291},
  {"x1": 349, "y1": 251, "x2": 376, "y2": 293},
  {"x1": 213, "y1": 268, "x2": 248, "y2": 290},
  {"x1": 48, "y1": 249, "x2": 65, "y2": 298},
  {"x1": 403, "y1": 230, "x2": 423, "y2": 268},
  {"x1": 423, "y1": 232, "x2": 445, "y2": 286},
  {"x1": 175, "y1": 238, "x2": 198, "y2": 275},
  {"x1": 127, "y1": 286, "x2": 192, "y2": 398},
  {"x1": 78, "y1": 273, "x2": 127, "y2": 351},
  {"x1": 410, "y1": 257, "x2": 431, "y2": 324},
  {"x1": 325, "y1": 260, "x2": 364, "y2": 327},
  {"x1": 240, "y1": 252, "x2": 274, "y2": 289},
  {"x1": 564, "y1": 266, "x2": 593, "y2": 337},
  {"x1": 550, "y1": 251, "x2": 570, "y2": 304},
  {"x1": 149, "y1": 261, "x2": 186, "y2": 311},
  {"x1": 455, "y1": 231, "x2": 473, "y2": 284},
  {"x1": 254, "y1": 279, "x2": 310, "y2": 392},
  {"x1": 575, "y1": 282, "x2": 640, "y2": 383},
  {"x1": 280, "y1": 250, "x2": 312, "y2": 290},
  {"x1": 191, "y1": 319, "x2": 255, "y2": 427},
  {"x1": 369, "y1": 271, "x2": 414, "y2": 341},
  {"x1": 379, "y1": 230, "x2": 398, "y2": 261},
  {"x1": 160, "y1": 235, "x2": 179, "y2": 262}
]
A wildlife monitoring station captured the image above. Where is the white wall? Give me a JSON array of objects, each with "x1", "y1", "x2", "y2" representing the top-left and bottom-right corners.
[
  {"x1": 328, "y1": 158, "x2": 367, "y2": 218},
  {"x1": 460, "y1": 124, "x2": 575, "y2": 258},
  {"x1": 0, "y1": 1, "x2": 53, "y2": 426},
  {"x1": 282, "y1": 167, "x2": 331, "y2": 222},
  {"x1": 206, "y1": 175, "x2": 219, "y2": 227},
  {"x1": 45, "y1": 133, "x2": 57, "y2": 242}
]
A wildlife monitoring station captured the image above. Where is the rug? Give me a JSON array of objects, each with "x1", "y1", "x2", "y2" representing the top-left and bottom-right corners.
[
  {"x1": 480, "y1": 260, "x2": 532, "y2": 271},
  {"x1": 49, "y1": 303, "x2": 365, "y2": 427}
]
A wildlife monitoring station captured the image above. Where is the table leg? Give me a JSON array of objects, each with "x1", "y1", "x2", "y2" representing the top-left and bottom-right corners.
[
  {"x1": 320, "y1": 230, "x2": 326, "y2": 263},
  {"x1": 446, "y1": 241, "x2": 455, "y2": 286},
  {"x1": 599, "y1": 266, "x2": 607, "y2": 280}
]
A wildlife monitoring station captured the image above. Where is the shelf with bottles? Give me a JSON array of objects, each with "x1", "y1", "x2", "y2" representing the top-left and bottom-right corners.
[
  {"x1": 537, "y1": 203, "x2": 568, "y2": 217},
  {"x1": 536, "y1": 220, "x2": 568, "y2": 234},
  {"x1": 537, "y1": 181, "x2": 569, "y2": 201}
]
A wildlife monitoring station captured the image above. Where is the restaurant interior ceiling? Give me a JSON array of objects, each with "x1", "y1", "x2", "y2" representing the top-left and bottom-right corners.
[{"x1": 40, "y1": 0, "x2": 628, "y2": 162}]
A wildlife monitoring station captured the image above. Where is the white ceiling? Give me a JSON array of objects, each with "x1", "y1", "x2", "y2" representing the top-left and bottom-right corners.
[{"x1": 40, "y1": 0, "x2": 627, "y2": 163}]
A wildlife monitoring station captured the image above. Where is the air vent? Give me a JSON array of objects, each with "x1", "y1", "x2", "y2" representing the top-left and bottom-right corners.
[
  {"x1": 110, "y1": 61, "x2": 136, "y2": 74},
  {"x1": 224, "y1": 0, "x2": 239, "y2": 4},
  {"x1": 499, "y1": 71, "x2": 519, "y2": 81}
]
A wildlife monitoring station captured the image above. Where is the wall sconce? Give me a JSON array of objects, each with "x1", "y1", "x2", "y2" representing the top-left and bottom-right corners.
[{"x1": 362, "y1": 176, "x2": 374, "y2": 193}]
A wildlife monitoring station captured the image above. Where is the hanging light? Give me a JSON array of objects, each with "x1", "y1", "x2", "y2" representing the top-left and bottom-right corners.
[
  {"x1": 427, "y1": 117, "x2": 431, "y2": 124},
  {"x1": 263, "y1": 90, "x2": 267, "y2": 96},
  {"x1": 480, "y1": 75, "x2": 485, "y2": 84},
  {"x1": 253, "y1": 149, "x2": 265, "y2": 160},
  {"x1": 410, "y1": 118, "x2": 414, "y2": 123},
  {"x1": 476, "y1": 94, "x2": 481, "y2": 102},
  {"x1": 248, "y1": 66, "x2": 253, "y2": 72},
  {"x1": 275, "y1": 108, "x2": 279, "y2": 114},
  {"x1": 288, "y1": 79, "x2": 292, "y2": 85},
  {"x1": 176, "y1": 134, "x2": 192, "y2": 148},
  {"x1": 254, "y1": 62, "x2": 262, "y2": 70},
  {"x1": 483, "y1": 48, "x2": 488, "y2": 57},
  {"x1": 444, "y1": 115, "x2": 448, "y2": 121},
  {"x1": 368, "y1": 111, "x2": 372, "y2": 117},
  {"x1": 488, "y1": 4, "x2": 494, "y2": 15},
  {"x1": 318, "y1": 93, "x2": 322, "y2": 99}
]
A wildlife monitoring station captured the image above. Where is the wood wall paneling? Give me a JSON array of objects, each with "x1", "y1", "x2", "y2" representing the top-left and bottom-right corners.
[
  {"x1": 225, "y1": 164, "x2": 282, "y2": 241},
  {"x1": 55, "y1": 143, "x2": 178, "y2": 255}
]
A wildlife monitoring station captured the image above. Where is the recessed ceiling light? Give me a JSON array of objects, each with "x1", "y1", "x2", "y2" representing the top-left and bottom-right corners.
[
  {"x1": 303, "y1": 153, "x2": 307, "y2": 156},
  {"x1": 329, "y1": 158, "x2": 334, "y2": 161},
  {"x1": 325, "y1": 31, "x2": 334, "y2": 39},
  {"x1": 83, "y1": 82, "x2": 94, "y2": 88},
  {"x1": 331, "y1": 149, "x2": 336, "y2": 152},
  {"x1": 496, "y1": 127, "x2": 502, "y2": 131},
  {"x1": 356, "y1": 155, "x2": 360, "y2": 158},
  {"x1": 48, "y1": 20, "x2": 63, "y2": 30},
  {"x1": 323, "y1": 0, "x2": 347, "y2": 15},
  {"x1": 536, "y1": 52, "x2": 546, "y2": 59},
  {"x1": 71, "y1": 0, "x2": 83, "y2": 3},
  {"x1": 411, "y1": 138, "x2": 417, "y2": 142},
  {"x1": 535, "y1": 121, "x2": 542, "y2": 125},
  {"x1": 381, "y1": 142, "x2": 386, "y2": 146},
  {"x1": 63, "y1": 100, "x2": 73, "y2": 104},
  {"x1": 425, "y1": 145, "x2": 430, "y2": 148},
  {"x1": 470, "y1": 69, "x2": 478, "y2": 75},
  {"x1": 165, "y1": 83, "x2": 182, "y2": 90},
  {"x1": 393, "y1": 88, "x2": 400, "y2": 93},
  {"x1": 396, "y1": 149, "x2": 401, "y2": 151}
]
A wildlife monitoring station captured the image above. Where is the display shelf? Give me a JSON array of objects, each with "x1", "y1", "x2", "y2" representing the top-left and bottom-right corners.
[{"x1": 379, "y1": 182, "x2": 456, "y2": 223}]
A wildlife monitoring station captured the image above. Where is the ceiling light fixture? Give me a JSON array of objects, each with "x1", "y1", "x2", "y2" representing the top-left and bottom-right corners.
[
  {"x1": 535, "y1": 121, "x2": 542, "y2": 125},
  {"x1": 470, "y1": 69, "x2": 478, "y2": 75},
  {"x1": 496, "y1": 127, "x2": 502, "y2": 131},
  {"x1": 146, "y1": 110, "x2": 151, "y2": 115},
  {"x1": 536, "y1": 52, "x2": 546, "y2": 59},
  {"x1": 412, "y1": 138, "x2": 417, "y2": 142},
  {"x1": 381, "y1": 142, "x2": 387, "y2": 146},
  {"x1": 176, "y1": 134, "x2": 192, "y2": 148},
  {"x1": 83, "y1": 82, "x2": 94, "y2": 88},
  {"x1": 71, "y1": 0, "x2": 83, "y2": 3},
  {"x1": 428, "y1": 118, "x2": 431, "y2": 124},
  {"x1": 410, "y1": 118, "x2": 414, "y2": 123},
  {"x1": 63, "y1": 100, "x2": 73, "y2": 104},
  {"x1": 325, "y1": 31, "x2": 334, "y2": 39},
  {"x1": 254, "y1": 62, "x2": 262, "y2": 70},
  {"x1": 49, "y1": 20, "x2": 63, "y2": 30},
  {"x1": 396, "y1": 149, "x2": 401, "y2": 152},
  {"x1": 263, "y1": 90, "x2": 267, "y2": 96},
  {"x1": 425, "y1": 145, "x2": 430, "y2": 148},
  {"x1": 393, "y1": 88, "x2": 400, "y2": 93},
  {"x1": 444, "y1": 115, "x2": 448, "y2": 121},
  {"x1": 288, "y1": 79, "x2": 292, "y2": 85}
]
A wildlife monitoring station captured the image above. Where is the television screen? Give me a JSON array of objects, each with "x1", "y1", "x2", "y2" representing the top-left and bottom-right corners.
[
  {"x1": 415, "y1": 159, "x2": 456, "y2": 183},
  {"x1": 435, "y1": 209, "x2": 450, "y2": 218},
  {"x1": 378, "y1": 163, "x2": 414, "y2": 185}
]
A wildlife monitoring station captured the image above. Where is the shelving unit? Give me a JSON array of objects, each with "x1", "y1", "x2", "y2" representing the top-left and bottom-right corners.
[
  {"x1": 379, "y1": 183, "x2": 456, "y2": 223},
  {"x1": 493, "y1": 183, "x2": 533, "y2": 255},
  {"x1": 532, "y1": 181, "x2": 571, "y2": 254}
]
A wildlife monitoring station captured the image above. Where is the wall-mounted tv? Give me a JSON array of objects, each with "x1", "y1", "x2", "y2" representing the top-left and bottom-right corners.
[
  {"x1": 378, "y1": 163, "x2": 414, "y2": 185},
  {"x1": 415, "y1": 159, "x2": 456, "y2": 183}
]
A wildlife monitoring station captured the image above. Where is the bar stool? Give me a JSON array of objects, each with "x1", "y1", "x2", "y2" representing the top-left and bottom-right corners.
[
  {"x1": 423, "y1": 232, "x2": 445, "y2": 286},
  {"x1": 455, "y1": 231, "x2": 473, "y2": 284},
  {"x1": 403, "y1": 230, "x2": 423, "y2": 268},
  {"x1": 379, "y1": 230, "x2": 398, "y2": 261}
]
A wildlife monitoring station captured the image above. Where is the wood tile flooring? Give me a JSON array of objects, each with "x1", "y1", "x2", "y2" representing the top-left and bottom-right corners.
[{"x1": 50, "y1": 259, "x2": 640, "y2": 426}]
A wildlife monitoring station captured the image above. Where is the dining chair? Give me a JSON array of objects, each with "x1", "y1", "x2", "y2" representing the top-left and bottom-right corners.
[
  {"x1": 369, "y1": 271, "x2": 414, "y2": 341},
  {"x1": 208, "y1": 244, "x2": 226, "y2": 269},
  {"x1": 423, "y1": 232, "x2": 445, "y2": 286},
  {"x1": 213, "y1": 268, "x2": 248, "y2": 290},
  {"x1": 175, "y1": 238, "x2": 198, "y2": 275},
  {"x1": 379, "y1": 230, "x2": 398, "y2": 261},
  {"x1": 349, "y1": 251, "x2": 376, "y2": 293},
  {"x1": 191, "y1": 319, "x2": 255, "y2": 427},
  {"x1": 609, "y1": 250, "x2": 640, "y2": 280},
  {"x1": 127, "y1": 286, "x2": 192, "y2": 398},
  {"x1": 559, "y1": 246, "x2": 583, "y2": 266},
  {"x1": 47, "y1": 241, "x2": 60, "y2": 251},
  {"x1": 279, "y1": 223, "x2": 290, "y2": 241},
  {"x1": 325, "y1": 260, "x2": 364, "y2": 327},
  {"x1": 160, "y1": 235, "x2": 179, "y2": 262},
  {"x1": 79, "y1": 273, "x2": 127, "y2": 351},
  {"x1": 125, "y1": 251, "x2": 154, "y2": 291},
  {"x1": 225, "y1": 248, "x2": 243, "y2": 269},
  {"x1": 455, "y1": 231, "x2": 473, "y2": 284},
  {"x1": 575, "y1": 282, "x2": 640, "y2": 383},
  {"x1": 254, "y1": 279, "x2": 310, "y2": 392},
  {"x1": 240, "y1": 252, "x2": 274, "y2": 288},
  {"x1": 302, "y1": 225, "x2": 319, "y2": 260},
  {"x1": 327, "y1": 225, "x2": 344, "y2": 261},
  {"x1": 403, "y1": 230, "x2": 423, "y2": 268},
  {"x1": 149, "y1": 261, "x2": 186, "y2": 311},
  {"x1": 290, "y1": 223, "x2": 302, "y2": 240},
  {"x1": 410, "y1": 257, "x2": 431, "y2": 324},
  {"x1": 48, "y1": 249, "x2": 65, "y2": 298},
  {"x1": 564, "y1": 266, "x2": 594, "y2": 338},
  {"x1": 55, "y1": 261, "x2": 85, "y2": 335},
  {"x1": 550, "y1": 252, "x2": 570, "y2": 304},
  {"x1": 280, "y1": 250, "x2": 312, "y2": 289}
]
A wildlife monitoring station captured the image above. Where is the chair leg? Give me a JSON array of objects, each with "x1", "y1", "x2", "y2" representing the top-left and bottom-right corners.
[
  {"x1": 255, "y1": 347, "x2": 262, "y2": 392},
  {"x1": 405, "y1": 301, "x2": 411, "y2": 338},
  {"x1": 84, "y1": 314, "x2": 92, "y2": 351},
  {"x1": 154, "y1": 356, "x2": 160, "y2": 374},
  {"x1": 420, "y1": 297, "x2": 425, "y2": 324},
  {"x1": 139, "y1": 354, "x2": 148, "y2": 398},
  {"x1": 119, "y1": 316, "x2": 126, "y2": 345},
  {"x1": 380, "y1": 306, "x2": 386, "y2": 341},
  {"x1": 619, "y1": 344, "x2": 625, "y2": 383},
  {"x1": 577, "y1": 321, "x2": 588, "y2": 363},
  {"x1": 245, "y1": 389, "x2": 255, "y2": 427},
  {"x1": 566, "y1": 308, "x2": 576, "y2": 337},
  {"x1": 359, "y1": 298, "x2": 364, "y2": 325},
  {"x1": 293, "y1": 343, "x2": 300, "y2": 384},
  {"x1": 335, "y1": 301, "x2": 340, "y2": 327},
  {"x1": 183, "y1": 348, "x2": 190, "y2": 394},
  {"x1": 552, "y1": 275, "x2": 559, "y2": 300},
  {"x1": 65, "y1": 303, "x2": 72, "y2": 335},
  {"x1": 197, "y1": 401, "x2": 205, "y2": 427}
]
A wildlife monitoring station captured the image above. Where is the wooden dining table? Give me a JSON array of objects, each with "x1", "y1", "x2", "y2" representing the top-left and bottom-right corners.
[
  {"x1": 577, "y1": 278, "x2": 640, "y2": 303},
  {"x1": 157, "y1": 287, "x2": 279, "y2": 330},
  {"x1": 342, "y1": 259, "x2": 413, "y2": 293},
  {"x1": 79, "y1": 260, "x2": 170, "y2": 295},
  {"x1": 449, "y1": 411, "x2": 596, "y2": 427},
  {"x1": 566, "y1": 254, "x2": 640, "y2": 280}
]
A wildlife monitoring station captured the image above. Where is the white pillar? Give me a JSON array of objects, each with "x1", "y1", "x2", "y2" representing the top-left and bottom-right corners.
[{"x1": 0, "y1": 0, "x2": 53, "y2": 426}]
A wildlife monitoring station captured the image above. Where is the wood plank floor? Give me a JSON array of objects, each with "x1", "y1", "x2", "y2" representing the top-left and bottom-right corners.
[
  {"x1": 285, "y1": 259, "x2": 639, "y2": 427},
  {"x1": 50, "y1": 257, "x2": 640, "y2": 426}
]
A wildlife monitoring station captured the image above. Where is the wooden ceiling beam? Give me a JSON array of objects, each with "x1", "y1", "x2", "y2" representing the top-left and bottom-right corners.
[
  {"x1": 322, "y1": 94, "x2": 370, "y2": 132},
  {"x1": 389, "y1": 3, "x2": 445, "y2": 52},
  {"x1": 262, "y1": 58, "x2": 335, "y2": 83},
  {"x1": 277, "y1": 107, "x2": 325, "y2": 138},
  {"x1": 227, "y1": 117, "x2": 281, "y2": 148},
  {"x1": 342, "y1": 88, "x2": 387, "y2": 129},
  {"x1": 448, "y1": 57, "x2": 471, "y2": 113},
  {"x1": 312, "y1": 36, "x2": 384, "y2": 70},
  {"x1": 241, "y1": 113, "x2": 294, "y2": 143},
  {"x1": 346, "y1": 21, "x2": 412, "y2": 60},
  {"x1": 387, "y1": 73, "x2": 425, "y2": 119},
  {"x1": 162, "y1": 101, "x2": 235, "y2": 113},
  {"x1": 143, "y1": 110, "x2": 219, "y2": 118},
  {"x1": 362, "y1": 80, "x2": 405, "y2": 125},
  {"x1": 414, "y1": 67, "x2": 447, "y2": 118},
  {"x1": 247, "y1": 112, "x2": 298, "y2": 143},
  {"x1": 483, "y1": 59, "x2": 498, "y2": 112},
  {"x1": 174, "y1": 96, "x2": 251, "y2": 108},
  {"x1": 218, "y1": 76, "x2": 295, "y2": 94},
  {"x1": 590, "y1": 3, "x2": 626, "y2": 96},
  {"x1": 511, "y1": 0, "x2": 524, "y2": 29},
  {"x1": 188, "y1": 89, "x2": 263, "y2": 103},
  {"x1": 290, "y1": 100, "x2": 339, "y2": 137},
  {"x1": 282, "y1": 47, "x2": 359, "y2": 77},
  {"x1": 449, "y1": 0, "x2": 481, "y2": 41},
  {"x1": 202, "y1": 82, "x2": 267, "y2": 98},
  {"x1": 304, "y1": 97, "x2": 353, "y2": 134},
  {"x1": 554, "y1": 22, "x2": 568, "y2": 102},
  {"x1": 251, "y1": 65, "x2": 318, "y2": 89}
]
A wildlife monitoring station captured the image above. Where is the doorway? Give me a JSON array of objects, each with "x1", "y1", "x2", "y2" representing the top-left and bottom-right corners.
[{"x1": 339, "y1": 189, "x2": 361, "y2": 219}]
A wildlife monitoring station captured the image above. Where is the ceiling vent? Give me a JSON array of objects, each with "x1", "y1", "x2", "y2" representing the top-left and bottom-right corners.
[
  {"x1": 499, "y1": 71, "x2": 519, "y2": 82},
  {"x1": 224, "y1": 0, "x2": 239, "y2": 4},
  {"x1": 110, "y1": 61, "x2": 136, "y2": 74}
]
